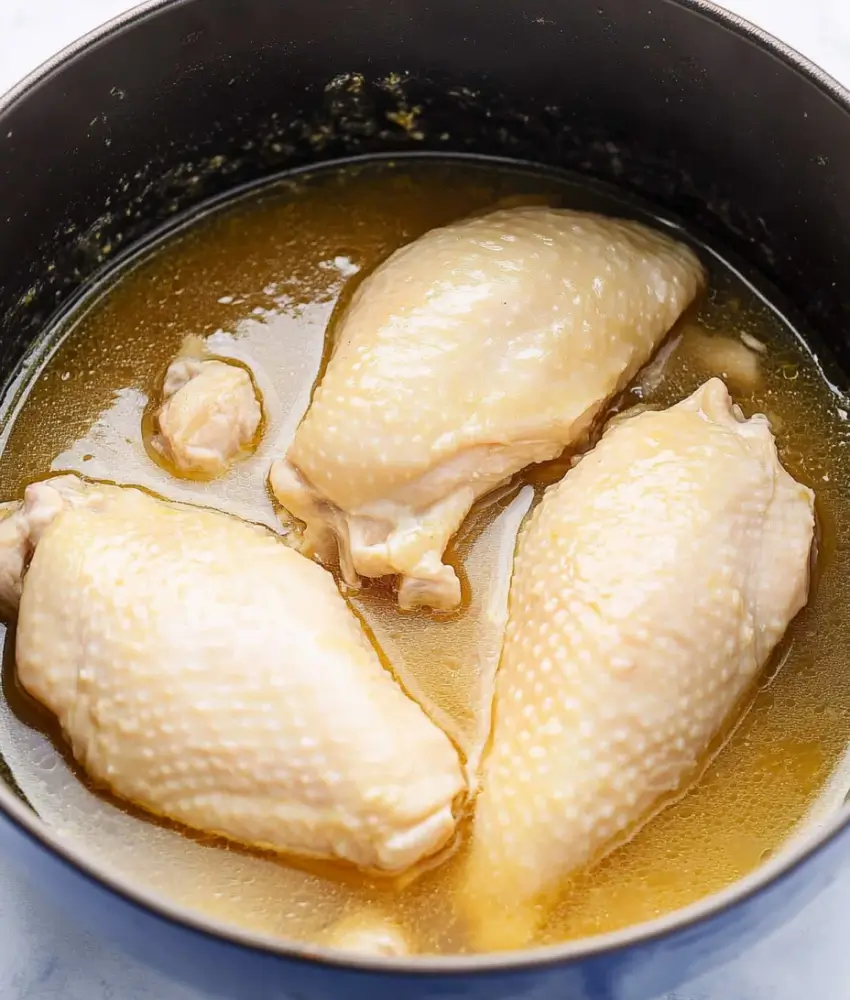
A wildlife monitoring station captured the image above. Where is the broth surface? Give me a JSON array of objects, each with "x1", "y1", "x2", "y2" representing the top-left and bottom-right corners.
[{"x1": 1, "y1": 156, "x2": 849, "y2": 953}]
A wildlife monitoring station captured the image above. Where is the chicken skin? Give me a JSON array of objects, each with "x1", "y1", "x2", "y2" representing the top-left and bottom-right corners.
[
  {"x1": 463, "y1": 379, "x2": 815, "y2": 947},
  {"x1": 0, "y1": 476, "x2": 465, "y2": 873},
  {"x1": 150, "y1": 340, "x2": 262, "y2": 479},
  {"x1": 272, "y1": 206, "x2": 705, "y2": 609}
]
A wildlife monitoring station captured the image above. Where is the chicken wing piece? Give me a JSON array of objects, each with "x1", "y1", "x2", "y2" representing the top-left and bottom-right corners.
[
  {"x1": 0, "y1": 476, "x2": 464, "y2": 873},
  {"x1": 271, "y1": 207, "x2": 705, "y2": 610},
  {"x1": 150, "y1": 338, "x2": 262, "y2": 479},
  {"x1": 463, "y1": 378, "x2": 815, "y2": 948}
]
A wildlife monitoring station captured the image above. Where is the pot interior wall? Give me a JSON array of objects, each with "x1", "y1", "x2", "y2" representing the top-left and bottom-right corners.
[{"x1": 1, "y1": 0, "x2": 850, "y2": 397}]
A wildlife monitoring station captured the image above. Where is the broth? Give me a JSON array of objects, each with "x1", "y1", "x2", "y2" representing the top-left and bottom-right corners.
[{"x1": 0, "y1": 156, "x2": 849, "y2": 953}]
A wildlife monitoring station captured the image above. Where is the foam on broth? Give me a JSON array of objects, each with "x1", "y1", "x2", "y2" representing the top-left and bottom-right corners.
[{"x1": 0, "y1": 156, "x2": 849, "y2": 953}]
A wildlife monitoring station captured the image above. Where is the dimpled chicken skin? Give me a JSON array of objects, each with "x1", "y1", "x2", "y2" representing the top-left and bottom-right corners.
[
  {"x1": 271, "y1": 206, "x2": 705, "y2": 611},
  {"x1": 0, "y1": 476, "x2": 464, "y2": 873},
  {"x1": 464, "y1": 379, "x2": 815, "y2": 947}
]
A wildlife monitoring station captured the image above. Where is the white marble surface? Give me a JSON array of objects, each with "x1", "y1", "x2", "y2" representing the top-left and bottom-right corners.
[{"x1": 1, "y1": 1, "x2": 850, "y2": 998}]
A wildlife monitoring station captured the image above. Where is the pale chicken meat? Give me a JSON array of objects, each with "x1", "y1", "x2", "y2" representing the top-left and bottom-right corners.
[
  {"x1": 272, "y1": 206, "x2": 705, "y2": 610},
  {"x1": 463, "y1": 379, "x2": 815, "y2": 947},
  {"x1": 0, "y1": 476, "x2": 465, "y2": 873},
  {"x1": 150, "y1": 342, "x2": 262, "y2": 478},
  {"x1": 679, "y1": 328, "x2": 764, "y2": 393},
  {"x1": 323, "y1": 908, "x2": 411, "y2": 956}
]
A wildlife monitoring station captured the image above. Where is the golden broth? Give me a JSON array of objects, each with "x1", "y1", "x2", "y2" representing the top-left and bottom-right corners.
[{"x1": 0, "y1": 156, "x2": 849, "y2": 954}]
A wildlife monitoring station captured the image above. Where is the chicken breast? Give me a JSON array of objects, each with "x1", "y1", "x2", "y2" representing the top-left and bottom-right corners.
[
  {"x1": 271, "y1": 206, "x2": 705, "y2": 610},
  {"x1": 463, "y1": 379, "x2": 815, "y2": 947},
  {"x1": 0, "y1": 476, "x2": 464, "y2": 873},
  {"x1": 150, "y1": 343, "x2": 262, "y2": 478}
]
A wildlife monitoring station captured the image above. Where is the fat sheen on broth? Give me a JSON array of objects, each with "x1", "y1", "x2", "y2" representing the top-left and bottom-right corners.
[{"x1": 0, "y1": 156, "x2": 848, "y2": 954}]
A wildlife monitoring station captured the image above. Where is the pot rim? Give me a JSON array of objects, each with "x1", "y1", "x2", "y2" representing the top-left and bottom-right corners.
[{"x1": 1, "y1": 0, "x2": 849, "y2": 977}]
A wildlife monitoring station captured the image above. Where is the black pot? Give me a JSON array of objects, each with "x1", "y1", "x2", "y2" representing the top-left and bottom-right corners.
[{"x1": 1, "y1": 2, "x2": 849, "y2": 998}]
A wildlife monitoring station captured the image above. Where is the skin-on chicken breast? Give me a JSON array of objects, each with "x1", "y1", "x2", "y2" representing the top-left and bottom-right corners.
[
  {"x1": 272, "y1": 206, "x2": 705, "y2": 610},
  {"x1": 463, "y1": 379, "x2": 815, "y2": 948},
  {"x1": 0, "y1": 476, "x2": 465, "y2": 874}
]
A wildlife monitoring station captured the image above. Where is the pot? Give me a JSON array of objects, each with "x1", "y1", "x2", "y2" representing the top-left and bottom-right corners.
[{"x1": 1, "y1": 2, "x2": 849, "y2": 998}]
